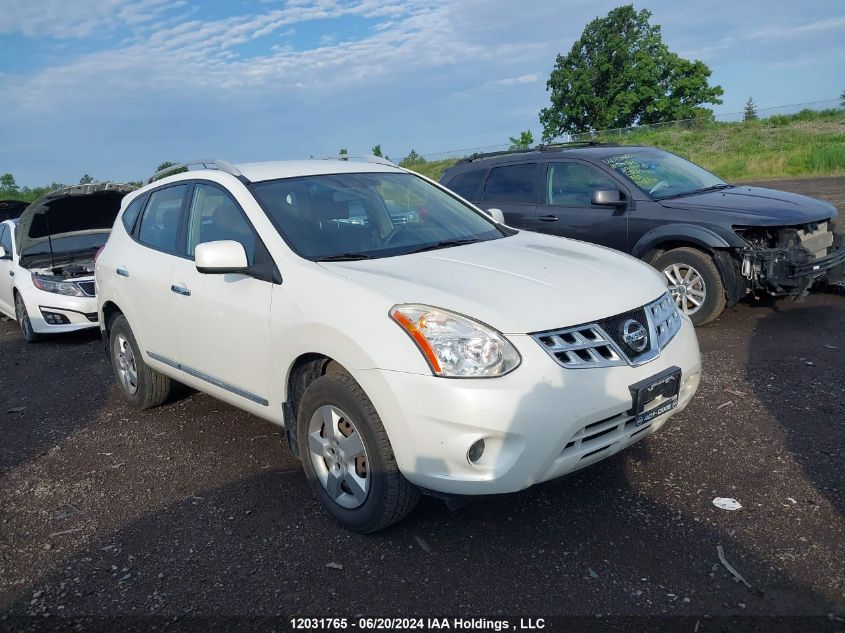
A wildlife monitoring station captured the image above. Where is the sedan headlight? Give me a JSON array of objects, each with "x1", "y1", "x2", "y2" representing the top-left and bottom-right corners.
[
  {"x1": 390, "y1": 304, "x2": 521, "y2": 377},
  {"x1": 31, "y1": 274, "x2": 86, "y2": 297}
]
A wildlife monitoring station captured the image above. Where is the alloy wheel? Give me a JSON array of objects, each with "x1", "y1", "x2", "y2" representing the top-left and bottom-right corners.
[
  {"x1": 113, "y1": 334, "x2": 139, "y2": 396},
  {"x1": 307, "y1": 405, "x2": 369, "y2": 509},
  {"x1": 663, "y1": 263, "x2": 707, "y2": 316},
  {"x1": 15, "y1": 295, "x2": 32, "y2": 339}
]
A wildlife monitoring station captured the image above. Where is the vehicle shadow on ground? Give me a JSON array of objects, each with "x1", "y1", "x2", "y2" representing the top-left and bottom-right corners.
[
  {"x1": 0, "y1": 324, "x2": 110, "y2": 472},
  {"x1": 3, "y1": 418, "x2": 840, "y2": 628},
  {"x1": 744, "y1": 297, "x2": 845, "y2": 516}
]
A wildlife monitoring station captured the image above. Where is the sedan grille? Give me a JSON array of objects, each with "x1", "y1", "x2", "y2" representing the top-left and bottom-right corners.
[
  {"x1": 77, "y1": 281, "x2": 96, "y2": 297},
  {"x1": 532, "y1": 293, "x2": 682, "y2": 369}
]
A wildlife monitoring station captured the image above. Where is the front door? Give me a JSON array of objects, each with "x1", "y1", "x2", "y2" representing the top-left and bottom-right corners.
[
  {"x1": 170, "y1": 182, "x2": 275, "y2": 414},
  {"x1": 538, "y1": 161, "x2": 629, "y2": 252}
]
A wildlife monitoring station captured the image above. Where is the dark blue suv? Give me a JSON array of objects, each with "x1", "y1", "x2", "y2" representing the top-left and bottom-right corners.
[{"x1": 440, "y1": 144, "x2": 845, "y2": 325}]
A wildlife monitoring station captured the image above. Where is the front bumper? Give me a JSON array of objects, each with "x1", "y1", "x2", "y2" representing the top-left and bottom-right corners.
[
  {"x1": 355, "y1": 319, "x2": 701, "y2": 496},
  {"x1": 18, "y1": 286, "x2": 99, "y2": 334}
]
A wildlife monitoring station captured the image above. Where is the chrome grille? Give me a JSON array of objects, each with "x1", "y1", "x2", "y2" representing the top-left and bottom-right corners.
[{"x1": 532, "y1": 293, "x2": 682, "y2": 369}]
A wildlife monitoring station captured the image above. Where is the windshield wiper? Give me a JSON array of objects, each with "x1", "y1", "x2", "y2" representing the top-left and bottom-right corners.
[
  {"x1": 406, "y1": 238, "x2": 482, "y2": 254},
  {"x1": 660, "y1": 184, "x2": 736, "y2": 200},
  {"x1": 316, "y1": 252, "x2": 374, "y2": 262}
]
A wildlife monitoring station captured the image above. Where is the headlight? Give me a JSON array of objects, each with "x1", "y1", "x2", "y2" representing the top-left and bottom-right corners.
[
  {"x1": 31, "y1": 274, "x2": 86, "y2": 297},
  {"x1": 390, "y1": 304, "x2": 521, "y2": 377}
]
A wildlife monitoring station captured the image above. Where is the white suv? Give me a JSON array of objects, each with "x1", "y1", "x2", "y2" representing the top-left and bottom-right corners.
[{"x1": 96, "y1": 158, "x2": 701, "y2": 532}]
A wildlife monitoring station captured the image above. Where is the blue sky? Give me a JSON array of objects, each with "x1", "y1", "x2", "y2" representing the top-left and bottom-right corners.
[{"x1": 1, "y1": 0, "x2": 843, "y2": 186}]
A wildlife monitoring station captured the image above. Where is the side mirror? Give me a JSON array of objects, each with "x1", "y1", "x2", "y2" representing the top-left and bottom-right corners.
[
  {"x1": 195, "y1": 240, "x2": 248, "y2": 274},
  {"x1": 591, "y1": 190, "x2": 625, "y2": 207},
  {"x1": 0, "y1": 246, "x2": 9, "y2": 260},
  {"x1": 485, "y1": 208, "x2": 506, "y2": 224}
]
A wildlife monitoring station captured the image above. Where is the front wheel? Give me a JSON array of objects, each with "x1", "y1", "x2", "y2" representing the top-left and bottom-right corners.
[
  {"x1": 15, "y1": 293, "x2": 41, "y2": 343},
  {"x1": 297, "y1": 373, "x2": 419, "y2": 533},
  {"x1": 652, "y1": 247, "x2": 726, "y2": 326}
]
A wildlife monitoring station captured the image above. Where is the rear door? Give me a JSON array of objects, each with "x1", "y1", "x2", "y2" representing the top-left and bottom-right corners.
[
  {"x1": 538, "y1": 160, "x2": 629, "y2": 251},
  {"x1": 116, "y1": 184, "x2": 189, "y2": 366},
  {"x1": 169, "y1": 181, "x2": 275, "y2": 415},
  {"x1": 480, "y1": 162, "x2": 540, "y2": 229},
  {"x1": 0, "y1": 224, "x2": 14, "y2": 316}
]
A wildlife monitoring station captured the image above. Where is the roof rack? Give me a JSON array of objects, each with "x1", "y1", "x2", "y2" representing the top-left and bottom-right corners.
[
  {"x1": 147, "y1": 159, "x2": 244, "y2": 184},
  {"x1": 459, "y1": 140, "x2": 612, "y2": 164},
  {"x1": 313, "y1": 155, "x2": 401, "y2": 168}
]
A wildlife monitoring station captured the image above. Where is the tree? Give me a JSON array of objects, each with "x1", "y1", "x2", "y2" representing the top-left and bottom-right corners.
[
  {"x1": 539, "y1": 5, "x2": 724, "y2": 140},
  {"x1": 79, "y1": 174, "x2": 94, "y2": 184},
  {"x1": 339, "y1": 148, "x2": 348, "y2": 160},
  {"x1": 840, "y1": 89, "x2": 845, "y2": 108},
  {"x1": 508, "y1": 130, "x2": 534, "y2": 150},
  {"x1": 156, "y1": 161, "x2": 178, "y2": 172},
  {"x1": 152, "y1": 161, "x2": 186, "y2": 181},
  {"x1": 399, "y1": 150, "x2": 426, "y2": 167},
  {"x1": 0, "y1": 173, "x2": 18, "y2": 193},
  {"x1": 743, "y1": 97, "x2": 758, "y2": 121},
  {"x1": 371, "y1": 144, "x2": 383, "y2": 157}
]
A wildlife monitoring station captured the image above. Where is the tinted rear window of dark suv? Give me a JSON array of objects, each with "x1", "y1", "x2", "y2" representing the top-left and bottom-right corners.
[
  {"x1": 445, "y1": 168, "x2": 486, "y2": 200},
  {"x1": 483, "y1": 163, "x2": 537, "y2": 203}
]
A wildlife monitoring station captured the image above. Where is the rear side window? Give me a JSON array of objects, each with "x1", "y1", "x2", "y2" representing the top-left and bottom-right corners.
[
  {"x1": 483, "y1": 163, "x2": 537, "y2": 203},
  {"x1": 445, "y1": 168, "x2": 486, "y2": 200},
  {"x1": 121, "y1": 195, "x2": 146, "y2": 233},
  {"x1": 138, "y1": 185, "x2": 187, "y2": 253},
  {"x1": 0, "y1": 225, "x2": 10, "y2": 254}
]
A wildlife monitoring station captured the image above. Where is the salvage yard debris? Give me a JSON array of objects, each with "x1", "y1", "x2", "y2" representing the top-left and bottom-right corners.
[
  {"x1": 712, "y1": 498, "x2": 742, "y2": 511},
  {"x1": 716, "y1": 545, "x2": 752, "y2": 590}
]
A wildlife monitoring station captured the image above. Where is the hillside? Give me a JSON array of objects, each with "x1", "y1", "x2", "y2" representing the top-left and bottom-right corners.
[{"x1": 408, "y1": 109, "x2": 845, "y2": 183}]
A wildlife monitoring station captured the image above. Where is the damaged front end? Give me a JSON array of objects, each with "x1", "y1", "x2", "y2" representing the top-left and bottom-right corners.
[{"x1": 732, "y1": 218, "x2": 845, "y2": 298}]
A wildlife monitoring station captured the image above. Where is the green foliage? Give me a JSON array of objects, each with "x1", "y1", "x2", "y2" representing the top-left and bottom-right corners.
[
  {"x1": 743, "y1": 98, "x2": 758, "y2": 121},
  {"x1": 79, "y1": 174, "x2": 94, "y2": 184},
  {"x1": 399, "y1": 149, "x2": 427, "y2": 168},
  {"x1": 152, "y1": 161, "x2": 186, "y2": 181},
  {"x1": 156, "y1": 161, "x2": 178, "y2": 172},
  {"x1": 1, "y1": 173, "x2": 18, "y2": 193},
  {"x1": 338, "y1": 149, "x2": 348, "y2": 160},
  {"x1": 371, "y1": 144, "x2": 383, "y2": 158},
  {"x1": 508, "y1": 130, "x2": 534, "y2": 150},
  {"x1": 539, "y1": 5, "x2": 723, "y2": 140},
  {"x1": 840, "y1": 89, "x2": 845, "y2": 108}
]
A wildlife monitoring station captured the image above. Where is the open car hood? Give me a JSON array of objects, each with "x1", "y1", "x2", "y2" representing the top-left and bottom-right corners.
[{"x1": 17, "y1": 182, "x2": 135, "y2": 262}]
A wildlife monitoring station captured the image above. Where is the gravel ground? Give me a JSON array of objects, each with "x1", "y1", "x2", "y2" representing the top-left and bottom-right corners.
[{"x1": 1, "y1": 178, "x2": 844, "y2": 632}]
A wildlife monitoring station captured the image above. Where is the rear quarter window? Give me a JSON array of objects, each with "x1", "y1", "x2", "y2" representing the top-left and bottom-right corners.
[{"x1": 121, "y1": 195, "x2": 146, "y2": 233}]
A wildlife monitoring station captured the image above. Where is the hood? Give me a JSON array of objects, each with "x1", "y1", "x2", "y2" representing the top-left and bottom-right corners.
[
  {"x1": 659, "y1": 186, "x2": 837, "y2": 226},
  {"x1": 17, "y1": 182, "x2": 135, "y2": 262},
  {"x1": 320, "y1": 231, "x2": 668, "y2": 334}
]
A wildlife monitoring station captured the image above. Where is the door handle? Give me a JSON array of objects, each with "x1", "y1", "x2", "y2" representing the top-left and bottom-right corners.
[
  {"x1": 538, "y1": 215, "x2": 559, "y2": 222},
  {"x1": 116, "y1": 267, "x2": 130, "y2": 277},
  {"x1": 170, "y1": 285, "x2": 191, "y2": 296},
  {"x1": 8, "y1": 271, "x2": 13, "y2": 277}
]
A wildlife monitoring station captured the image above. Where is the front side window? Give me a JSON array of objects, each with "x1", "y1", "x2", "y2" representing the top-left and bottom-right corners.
[
  {"x1": 483, "y1": 163, "x2": 537, "y2": 204},
  {"x1": 186, "y1": 184, "x2": 256, "y2": 263},
  {"x1": 250, "y1": 172, "x2": 507, "y2": 260},
  {"x1": 546, "y1": 162, "x2": 620, "y2": 206},
  {"x1": 138, "y1": 185, "x2": 188, "y2": 253},
  {"x1": 601, "y1": 150, "x2": 725, "y2": 199}
]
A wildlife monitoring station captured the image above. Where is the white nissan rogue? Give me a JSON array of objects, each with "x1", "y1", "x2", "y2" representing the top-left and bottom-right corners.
[{"x1": 96, "y1": 158, "x2": 701, "y2": 532}]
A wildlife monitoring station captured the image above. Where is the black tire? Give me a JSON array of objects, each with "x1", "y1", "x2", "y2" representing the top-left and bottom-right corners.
[
  {"x1": 108, "y1": 315, "x2": 171, "y2": 409},
  {"x1": 297, "y1": 373, "x2": 419, "y2": 533},
  {"x1": 652, "y1": 247, "x2": 726, "y2": 326},
  {"x1": 14, "y1": 292, "x2": 42, "y2": 343}
]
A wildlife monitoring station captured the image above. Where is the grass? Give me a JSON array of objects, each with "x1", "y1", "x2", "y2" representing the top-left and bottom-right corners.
[{"x1": 405, "y1": 108, "x2": 845, "y2": 182}]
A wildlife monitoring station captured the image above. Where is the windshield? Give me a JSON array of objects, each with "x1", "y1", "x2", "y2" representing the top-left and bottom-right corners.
[
  {"x1": 21, "y1": 231, "x2": 110, "y2": 257},
  {"x1": 250, "y1": 172, "x2": 508, "y2": 260},
  {"x1": 601, "y1": 150, "x2": 726, "y2": 200}
]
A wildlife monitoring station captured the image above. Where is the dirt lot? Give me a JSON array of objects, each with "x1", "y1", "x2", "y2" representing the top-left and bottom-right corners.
[{"x1": 1, "y1": 178, "x2": 844, "y2": 632}]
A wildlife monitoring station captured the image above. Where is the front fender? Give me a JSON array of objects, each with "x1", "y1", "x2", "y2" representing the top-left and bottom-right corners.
[{"x1": 631, "y1": 224, "x2": 738, "y2": 259}]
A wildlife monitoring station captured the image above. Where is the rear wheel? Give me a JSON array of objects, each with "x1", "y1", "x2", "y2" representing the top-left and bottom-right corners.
[
  {"x1": 14, "y1": 293, "x2": 41, "y2": 343},
  {"x1": 297, "y1": 373, "x2": 419, "y2": 533},
  {"x1": 653, "y1": 247, "x2": 726, "y2": 326},
  {"x1": 108, "y1": 315, "x2": 171, "y2": 409}
]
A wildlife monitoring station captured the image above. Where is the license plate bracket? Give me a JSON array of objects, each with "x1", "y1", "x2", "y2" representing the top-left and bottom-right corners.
[{"x1": 628, "y1": 366, "x2": 682, "y2": 427}]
